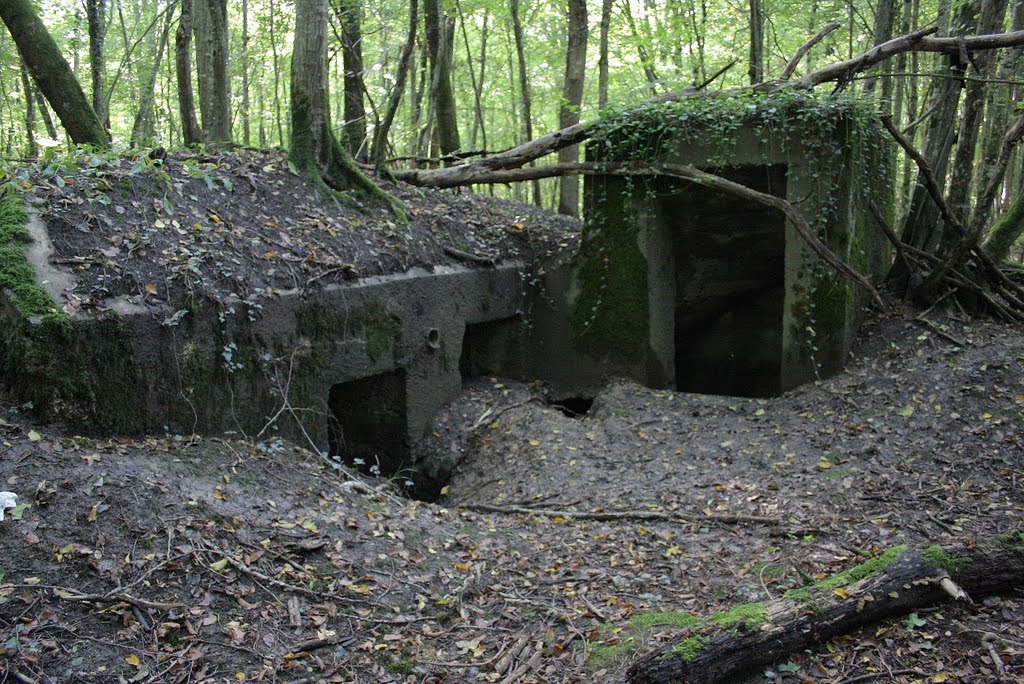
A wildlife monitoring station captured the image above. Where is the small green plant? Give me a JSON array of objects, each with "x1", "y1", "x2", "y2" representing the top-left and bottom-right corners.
[{"x1": 902, "y1": 612, "x2": 927, "y2": 631}]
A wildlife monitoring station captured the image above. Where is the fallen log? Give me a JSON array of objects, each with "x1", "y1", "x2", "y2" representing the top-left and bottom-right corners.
[{"x1": 626, "y1": 533, "x2": 1024, "y2": 684}]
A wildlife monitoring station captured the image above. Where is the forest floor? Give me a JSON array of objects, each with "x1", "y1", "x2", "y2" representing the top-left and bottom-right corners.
[{"x1": 1, "y1": 152, "x2": 1023, "y2": 683}]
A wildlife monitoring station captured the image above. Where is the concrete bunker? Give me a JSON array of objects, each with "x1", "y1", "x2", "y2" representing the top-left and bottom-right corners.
[{"x1": 557, "y1": 93, "x2": 893, "y2": 398}]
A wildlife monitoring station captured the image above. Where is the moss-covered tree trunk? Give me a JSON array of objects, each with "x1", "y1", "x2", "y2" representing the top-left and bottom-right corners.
[
  {"x1": 628, "y1": 535, "x2": 1024, "y2": 684},
  {"x1": 290, "y1": 0, "x2": 403, "y2": 218},
  {"x1": 0, "y1": 0, "x2": 109, "y2": 146},
  {"x1": 983, "y1": 185, "x2": 1024, "y2": 261}
]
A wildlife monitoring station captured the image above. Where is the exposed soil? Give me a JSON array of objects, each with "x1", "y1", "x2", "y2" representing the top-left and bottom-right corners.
[
  {"x1": 2, "y1": 306, "x2": 1022, "y2": 683},
  {"x1": 2, "y1": 155, "x2": 1022, "y2": 682},
  {"x1": 27, "y1": 149, "x2": 579, "y2": 315}
]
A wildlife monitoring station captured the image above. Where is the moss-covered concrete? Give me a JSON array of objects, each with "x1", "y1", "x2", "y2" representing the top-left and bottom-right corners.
[{"x1": 572, "y1": 92, "x2": 893, "y2": 394}]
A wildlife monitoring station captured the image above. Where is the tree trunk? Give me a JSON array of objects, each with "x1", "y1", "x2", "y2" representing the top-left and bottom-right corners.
[
  {"x1": 972, "y1": 0, "x2": 1024, "y2": 234},
  {"x1": 193, "y1": 0, "x2": 231, "y2": 142},
  {"x1": 628, "y1": 535, "x2": 1024, "y2": 684},
  {"x1": 943, "y1": 0, "x2": 1009, "y2": 232},
  {"x1": 336, "y1": 0, "x2": 367, "y2": 158},
  {"x1": 131, "y1": 2, "x2": 173, "y2": 147},
  {"x1": 898, "y1": 1, "x2": 978, "y2": 258},
  {"x1": 0, "y1": 0, "x2": 109, "y2": 145},
  {"x1": 175, "y1": 0, "x2": 204, "y2": 146},
  {"x1": 290, "y1": 0, "x2": 402, "y2": 222},
  {"x1": 558, "y1": 0, "x2": 588, "y2": 217},
  {"x1": 424, "y1": 0, "x2": 460, "y2": 155},
  {"x1": 982, "y1": 183, "x2": 1024, "y2": 259},
  {"x1": 35, "y1": 88, "x2": 58, "y2": 141},
  {"x1": 862, "y1": 0, "x2": 897, "y2": 104},
  {"x1": 86, "y1": 0, "x2": 108, "y2": 129},
  {"x1": 241, "y1": 0, "x2": 251, "y2": 146},
  {"x1": 748, "y1": 0, "x2": 764, "y2": 83},
  {"x1": 621, "y1": 0, "x2": 659, "y2": 94},
  {"x1": 598, "y1": 0, "x2": 613, "y2": 109},
  {"x1": 269, "y1": 0, "x2": 285, "y2": 146},
  {"x1": 19, "y1": 61, "x2": 37, "y2": 157},
  {"x1": 509, "y1": 0, "x2": 541, "y2": 205},
  {"x1": 455, "y1": 0, "x2": 487, "y2": 152},
  {"x1": 371, "y1": 0, "x2": 418, "y2": 162}
]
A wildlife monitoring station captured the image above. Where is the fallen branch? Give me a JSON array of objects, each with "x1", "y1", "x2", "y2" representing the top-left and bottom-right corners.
[
  {"x1": 399, "y1": 161, "x2": 885, "y2": 309},
  {"x1": 626, "y1": 533, "x2": 1024, "y2": 684},
  {"x1": 462, "y1": 503, "x2": 781, "y2": 526}
]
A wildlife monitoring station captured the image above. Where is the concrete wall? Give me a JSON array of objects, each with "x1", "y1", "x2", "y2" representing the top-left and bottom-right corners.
[{"x1": 563, "y1": 118, "x2": 891, "y2": 397}]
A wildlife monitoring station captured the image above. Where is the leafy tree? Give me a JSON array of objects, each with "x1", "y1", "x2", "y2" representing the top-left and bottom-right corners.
[{"x1": 0, "y1": 0, "x2": 108, "y2": 146}]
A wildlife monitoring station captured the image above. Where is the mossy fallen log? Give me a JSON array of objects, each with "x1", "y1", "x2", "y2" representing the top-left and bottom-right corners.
[{"x1": 626, "y1": 533, "x2": 1024, "y2": 684}]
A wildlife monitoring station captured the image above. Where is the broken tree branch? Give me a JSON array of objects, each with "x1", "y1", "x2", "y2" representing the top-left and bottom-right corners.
[
  {"x1": 779, "y1": 22, "x2": 842, "y2": 80},
  {"x1": 627, "y1": 533, "x2": 1024, "y2": 684},
  {"x1": 395, "y1": 161, "x2": 886, "y2": 309}
]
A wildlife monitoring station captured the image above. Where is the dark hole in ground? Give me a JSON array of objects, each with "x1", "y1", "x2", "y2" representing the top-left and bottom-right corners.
[
  {"x1": 660, "y1": 164, "x2": 787, "y2": 398},
  {"x1": 328, "y1": 370, "x2": 409, "y2": 478},
  {"x1": 546, "y1": 396, "x2": 594, "y2": 418}
]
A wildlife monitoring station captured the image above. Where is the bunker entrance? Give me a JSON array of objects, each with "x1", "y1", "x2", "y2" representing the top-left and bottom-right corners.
[
  {"x1": 459, "y1": 317, "x2": 522, "y2": 381},
  {"x1": 663, "y1": 164, "x2": 787, "y2": 398},
  {"x1": 328, "y1": 370, "x2": 408, "y2": 476}
]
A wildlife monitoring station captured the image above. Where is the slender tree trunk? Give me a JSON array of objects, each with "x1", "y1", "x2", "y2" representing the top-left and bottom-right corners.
[
  {"x1": 0, "y1": 0, "x2": 109, "y2": 145},
  {"x1": 371, "y1": 0, "x2": 418, "y2": 162},
  {"x1": 424, "y1": 0, "x2": 460, "y2": 155},
  {"x1": 86, "y1": 0, "x2": 108, "y2": 129},
  {"x1": 175, "y1": 0, "x2": 204, "y2": 146},
  {"x1": 455, "y1": 0, "x2": 486, "y2": 152},
  {"x1": 335, "y1": 0, "x2": 367, "y2": 157},
  {"x1": 748, "y1": 0, "x2": 764, "y2": 83},
  {"x1": 598, "y1": 0, "x2": 612, "y2": 109},
  {"x1": 36, "y1": 88, "x2": 58, "y2": 140},
  {"x1": 558, "y1": 0, "x2": 588, "y2": 217},
  {"x1": 241, "y1": 0, "x2": 251, "y2": 146},
  {"x1": 510, "y1": 0, "x2": 540, "y2": 205},
  {"x1": 621, "y1": 0, "x2": 659, "y2": 93},
  {"x1": 19, "y1": 62, "x2": 37, "y2": 157},
  {"x1": 863, "y1": 0, "x2": 897, "y2": 108},
  {"x1": 269, "y1": 0, "x2": 285, "y2": 147},
  {"x1": 132, "y1": 1, "x2": 173, "y2": 147}
]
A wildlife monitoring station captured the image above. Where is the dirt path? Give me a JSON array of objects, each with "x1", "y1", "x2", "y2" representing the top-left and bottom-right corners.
[{"x1": 1, "y1": 309, "x2": 1022, "y2": 683}]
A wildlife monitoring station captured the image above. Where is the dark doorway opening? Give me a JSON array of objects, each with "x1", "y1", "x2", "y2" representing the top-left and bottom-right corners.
[
  {"x1": 663, "y1": 164, "x2": 787, "y2": 398},
  {"x1": 328, "y1": 370, "x2": 408, "y2": 476},
  {"x1": 459, "y1": 317, "x2": 522, "y2": 380}
]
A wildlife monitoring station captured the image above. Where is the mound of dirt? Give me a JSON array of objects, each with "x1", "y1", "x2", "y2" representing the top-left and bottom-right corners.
[{"x1": 26, "y1": 149, "x2": 579, "y2": 314}]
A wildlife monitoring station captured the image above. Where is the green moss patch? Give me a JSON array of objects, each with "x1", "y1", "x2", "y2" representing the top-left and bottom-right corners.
[
  {"x1": 630, "y1": 611, "x2": 703, "y2": 630},
  {"x1": 923, "y1": 545, "x2": 967, "y2": 572},
  {"x1": 818, "y1": 545, "x2": 907, "y2": 590},
  {"x1": 708, "y1": 602, "x2": 766, "y2": 630},
  {"x1": 0, "y1": 196, "x2": 62, "y2": 318},
  {"x1": 672, "y1": 634, "x2": 710, "y2": 662}
]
